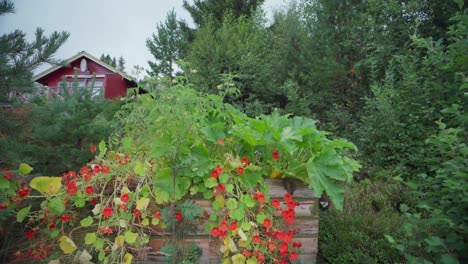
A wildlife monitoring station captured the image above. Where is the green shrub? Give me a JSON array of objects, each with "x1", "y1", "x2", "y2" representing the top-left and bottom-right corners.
[{"x1": 318, "y1": 180, "x2": 405, "y2": 263}]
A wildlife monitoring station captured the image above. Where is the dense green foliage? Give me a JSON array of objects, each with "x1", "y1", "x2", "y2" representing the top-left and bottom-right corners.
[
  {"x1": 0, "y1": 0, "x2": 466, "y2": 262},
  {"x1": 0, "y1": 80, "x2": 121, "y2": 175},
  {"x1": 319, "y1": 180, "x2": 405, "y2": 263}
]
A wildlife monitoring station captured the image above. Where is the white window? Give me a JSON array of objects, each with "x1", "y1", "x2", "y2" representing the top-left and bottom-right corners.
[
  {"x1": 56, "y1": 79, "x2": 104, "y2": 98},
  {"x1": 89, "y1": 80, "x2": 104, "y2": 98}
]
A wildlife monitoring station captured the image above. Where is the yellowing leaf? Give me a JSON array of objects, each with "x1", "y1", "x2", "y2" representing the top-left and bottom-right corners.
[
  {"x1": 59, "y1": 236, "x2": 77, "y2": 254},
  {"x1": 19, "y1": 163, "x2": 33, "y2": 175},
  {"x1": 231, "y1": 253, "x2": 246, "y2": 264},
  {"x1": 30, "y1": 177, "x2": 62, "y2": 195},
  {"x1": 246, "y1": 258, "x2": 258, "y2": 264},
  {"x1": 136, "y1": 197, "x2": 150, "y2": 211},
  {"x1": 115, "y1": 235, "x2": 125, "y2": 248},
  {"x1": 79, "y1": 250, "x2": 92, "y2": 262},
  {"x1": 228, "y1": 237, "x2": 238, "y2": 253},
  {"x1": 238, "y1": 228, "x2": 247, "y2": 241},
  {"x1": 123, "y1": 253, "x2": 133, "y2": 264},
  {"x1": 270, "y1": 169, "x2": 282, "y2": 179},
  {"x1": 141, "y1": 218, "x2": 149, "y2": 226},
  {"x1": 92, "y1": 203, "x2": 102, "y2": 215},
  {"x1": 215, "y1": 194, "x2": 225, "y2": 208}
]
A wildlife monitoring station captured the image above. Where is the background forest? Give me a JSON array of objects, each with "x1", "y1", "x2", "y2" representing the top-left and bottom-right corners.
[{"x1": 1, "y1": 0, "x2": 466, "y2": 263}]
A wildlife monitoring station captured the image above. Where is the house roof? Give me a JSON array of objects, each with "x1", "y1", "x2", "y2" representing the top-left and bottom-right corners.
[{"x1": 32, "y1": 51, "x2": 135, "y2": 82}]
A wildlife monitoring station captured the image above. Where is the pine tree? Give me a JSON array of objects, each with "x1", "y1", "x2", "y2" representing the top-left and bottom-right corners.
[
  {"x1": 0, "y1": 0, "x2": 69, "y2": 102},
  {"x1": 146, "y1": 9, "x2": 187, "y2": 78}
]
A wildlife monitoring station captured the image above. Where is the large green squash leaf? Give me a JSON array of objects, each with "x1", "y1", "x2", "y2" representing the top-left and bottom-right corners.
[{"x1": 306, "y1": 148, "x2": 353, "y2": 210}]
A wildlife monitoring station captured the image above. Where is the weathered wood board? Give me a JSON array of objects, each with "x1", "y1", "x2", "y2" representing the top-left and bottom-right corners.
[{"x1": 143, "y1": 179, "x2": 319, "y2": 263}]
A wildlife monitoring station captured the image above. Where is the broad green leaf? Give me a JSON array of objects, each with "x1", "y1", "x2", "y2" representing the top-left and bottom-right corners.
[
  {"x1": 241, "y1": 195, "x2": 256, "y2": 208},
  {"x1": 98, "y1": 251, "x2": 105, "y2": 261},
  {"x1": 59, "y1": 236, "x2": 77, "y2": 254},
  {"x1": 84, "y1": 233, "x2": 97, "y2": 244},
  {"x1": 226, "y1": 184, "x2": 234, "y2": 192},
  {"x1": 230, "y1": 208, "x2": 245, "y2": 221},
  {"x1": 241, "y1": 222, "x2": 251, "y2": 231},
  {"x1": 136, "y1": 197, "x2": 150, "y2": 211},
  {"x1": 139, "y1": 184, "x2": 150, "y2": 197},
  {"x1": 201, "y1": 122, "x2": 226, "y2": 143},
  {"x1": 151, "y1": 218, "x2": 160, "y2": 225},
  {"x1": 212, "y1": 200, "x2": 221, "y2": 210},
  {"x1": 74, "y1": 198, "x2": 85, "y2": 208},
  {"x1": 50, "y1": 229, "x2": 59, "y2": 238},
  {"x1": 94, "y1": 238, "x2": 104, "y2": 250},
  {"x1": 49, "y1": 197, "x2": 65, "y2": 214},
  {"x1": 98, "y1": 140, "x2": 106, "y2": 155},
  {"x1": 306, "y1": 148, "x2": 353, "y2": 210},
  {"x1": 80, "y1": 216, "x2": 93, "y2": 227},
  {"x1": 219, "y1": 172, "x2": 229, "y2": 183},
  {"x1": 256, "y1": 214, "x2": 266, "y2": 224},
  {"x1": 17, "y1": 205, "x2": 31, "y2": 223},
  {"x1": 226, "y1": 198, "x2": 238, "y2": 210},
  {"x1": 141, "y1": 218, "x2": 149, "y2": 226},
  {"x1": 205, "y1": 177, "x2": 218, "y2": 188},
  {"x1": 19, "y1": 163, "x2": 33, "y2": 175},
  {"x1": 134, "y1": 162, "x2": 146, "y2": 176},
  {"x1": 0, "y1": 177, "x2": 10, "y2": 189},
  {"x1": 30, "y1": 176, "x2": 62, "y2": 195},
  {"x1": 152, "y1": 168, "x2": 173, "y2": 191},
  {"x1": 153, "y1": 187, "x2": 171, "y2": 203},
  {"x1": 124, "y1": 231, "x2": 138, "y2": 244}
]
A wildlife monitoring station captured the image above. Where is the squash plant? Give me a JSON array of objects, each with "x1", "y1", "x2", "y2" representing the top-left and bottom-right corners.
[{"x1": 0, "y1": 86, "x2": 359, "y2": 263}]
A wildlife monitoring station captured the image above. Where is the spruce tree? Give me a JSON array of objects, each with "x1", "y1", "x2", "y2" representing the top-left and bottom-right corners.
[
  {"x1": 183, "y1": 0, "x2": 265, "y2": 28},
  {"x1": 0, "y1": 0, "x2": 69, "y2": 102},
  {"x1": 117, "y1": 56, "x2": 126, "y2": 72},
  {"x1": 146, "y1": 9, "x2": 187, "y2": 78}
]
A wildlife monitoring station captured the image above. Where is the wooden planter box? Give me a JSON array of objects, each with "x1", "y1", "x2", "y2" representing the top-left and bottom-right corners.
[{"x1": 144, "y1": 179, "x2": 319, "y2": 263}]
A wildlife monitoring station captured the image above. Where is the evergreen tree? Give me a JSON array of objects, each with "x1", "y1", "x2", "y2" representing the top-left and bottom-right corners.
[
  {"x1": 183, "y1": 0, "x2": 265, "y2": 28},
  {"x1": 100, "y1": 53, "x2": 125, "y2": 71},
  {"x1": 0, "y1": 0, "x2": 69, "y2": 102},
  {"x1": 117, "y1": 56, "x2": 126, "y2": 72},
  {"x1": 146, "y1": 9, "x2": 187, "y2": 78}
]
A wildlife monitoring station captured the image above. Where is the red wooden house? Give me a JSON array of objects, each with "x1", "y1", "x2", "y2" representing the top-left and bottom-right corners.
[{"x1": 32, "y1": 51, "x2": 137, "y2": 99}]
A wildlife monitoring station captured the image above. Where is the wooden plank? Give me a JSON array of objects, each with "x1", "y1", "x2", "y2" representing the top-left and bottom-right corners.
[
  {"x1": 195, "y1": 199, "x2": 318, "y2": 217},
  {"x1": 265, "y1": 179, "x2": 317, "y2": 198},
  {"x1": 297, "y1": 253, "x2": 317, "y2": 263},
  {"x1": 147, "y1": 216, "x2": 318, "y2": 237},
  {"x1": 146, "y1": 237, "x2": 317, "y2": 263}
]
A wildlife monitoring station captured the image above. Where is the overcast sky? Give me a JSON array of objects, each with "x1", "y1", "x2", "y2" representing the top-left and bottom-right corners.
[{"x1": 0, "y1": 0, "x2": 286, "y2": 76}]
